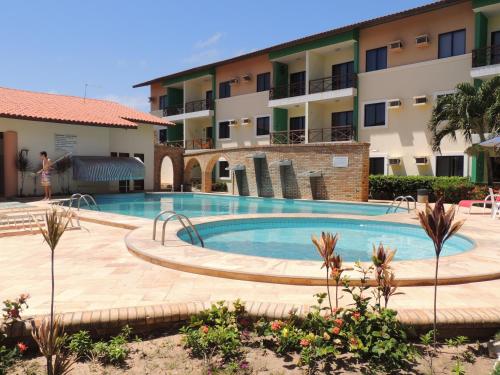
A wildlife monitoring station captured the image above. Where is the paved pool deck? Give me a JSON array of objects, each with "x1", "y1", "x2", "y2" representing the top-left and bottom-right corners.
[{"x1": 0, "y1": 198, "x2": 499, "y2": 335}]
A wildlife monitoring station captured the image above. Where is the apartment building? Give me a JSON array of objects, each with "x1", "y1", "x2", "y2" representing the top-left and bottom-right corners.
[{"x1": 135, "y1": 0, "x2": 500, "y2": 184}]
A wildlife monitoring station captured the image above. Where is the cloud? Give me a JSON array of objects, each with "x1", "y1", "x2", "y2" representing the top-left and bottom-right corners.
[
  {"x1": 100, "y1": 94, "x2": 149, "y2": 112},
  {"x1": 195, "y1": 32, "x2": 223, "y2": 49},
  {"x1": 183, "y1": 49, "x2": 220, "y2": 65}
]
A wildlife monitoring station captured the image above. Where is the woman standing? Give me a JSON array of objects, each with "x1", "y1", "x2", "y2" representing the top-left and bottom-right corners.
[{"x1": 39, "y1": 151, "x2": 52, "y2": 200}]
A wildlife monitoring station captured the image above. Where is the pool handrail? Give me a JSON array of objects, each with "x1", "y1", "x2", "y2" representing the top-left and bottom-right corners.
[
  {"x1": 152, "y1": 210, "x2": 204, "y2": 248},
  {"x1": 386, "y1": 195, "x2": 416, "y2": 213},
  {"x1": 68, "y1": 193, "x2": 100, "y2": 211}
]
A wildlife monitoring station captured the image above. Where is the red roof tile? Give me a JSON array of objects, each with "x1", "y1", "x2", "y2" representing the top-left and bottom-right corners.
[{"x1": 0, "y1": 87, "x2": 172, "y2": 128}]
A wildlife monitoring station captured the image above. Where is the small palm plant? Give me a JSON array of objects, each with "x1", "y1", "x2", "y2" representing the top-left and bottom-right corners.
[
  {"x1": 312, "y1": 232, "x2": 339, "y2": 311},
  {"x1": 417, "y1": 199, "x2": 464, "y2": 352},
  {"x1": 31, "y1": 208, "x2": 74, "y2": 375},
  {"x1": 54, "y1": 156, "x2": 72, "y2": 194},
  {"x1": 15, "y1": 150, "x2": 31, "y2": 197},
  {"x1": 429, "y1": 76, "x2": 500, "y2": 185},
  {"x1": 371, "y1": 243, "x2": 396, "y2": 311}
]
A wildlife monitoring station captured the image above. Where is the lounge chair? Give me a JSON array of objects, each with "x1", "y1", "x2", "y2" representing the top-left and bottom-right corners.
[{"x1": 457, "y1": 188, "x2": 500, "y2": 214}]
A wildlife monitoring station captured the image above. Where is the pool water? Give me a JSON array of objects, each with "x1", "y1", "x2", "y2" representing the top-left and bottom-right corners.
[
  {"x1": 93, "y1": 193, "x2": 399, "y2": 219},
  {"x1": 178, "y1": 218, "x2": 473, "y2": 261}
]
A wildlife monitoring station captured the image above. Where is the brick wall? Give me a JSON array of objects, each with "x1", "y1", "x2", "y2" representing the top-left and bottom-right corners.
[
  {"x1": 154, "y1": 145, "x2": 184, "y2": 191},
  {"x1": 181, "y1": 143, "x2": 369, "y2": 201}
]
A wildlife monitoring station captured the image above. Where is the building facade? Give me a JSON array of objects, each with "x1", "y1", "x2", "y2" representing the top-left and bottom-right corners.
[{"x1": 137, "y1": 0, "x2": 500, "y2": 184}]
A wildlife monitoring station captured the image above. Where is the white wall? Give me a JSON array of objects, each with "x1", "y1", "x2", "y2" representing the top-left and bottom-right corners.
[{"x1": 0, "y1": 118, "x2": 155, "y2": 195}]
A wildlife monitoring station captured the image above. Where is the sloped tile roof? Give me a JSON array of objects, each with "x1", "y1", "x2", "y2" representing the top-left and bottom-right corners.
[{"x1": 0, "y1": 86, "x2": 172, "y2": 128}]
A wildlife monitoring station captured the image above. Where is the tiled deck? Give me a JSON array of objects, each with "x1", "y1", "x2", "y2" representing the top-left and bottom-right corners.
[{"x1": 1, "y1": 199, "x2": 499, "y2": 334}]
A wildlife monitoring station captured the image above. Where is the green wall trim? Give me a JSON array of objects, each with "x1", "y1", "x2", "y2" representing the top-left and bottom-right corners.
[
  {"x1": 272, "y1": 62, "x2": 288, "y2": 88},
  {"x1": 269, "y1": 29, "x2": 359, "y2": 60},
  {"x1": 353, "y1": 39, "x2": 360, "y2": 141},
  {"x1": 273, "y1": 108, "x2": 288, "y2": 133},
  {"x1": 162, "y1": 68, "x2": 215, "y2": 87},
  {"x1": 474, "y1": 12, "x2": 488, "y2": 49},
  {"x1": 471, "y1": 152, "x2": 486, "y2": 183},
  {"x1": 211, "y1": 71, "x2": 217, "y2": 149},
  {"x1": 473, "y1": 0, "x2": 500, "y2": 9},
  {"x1": 167, "y1": 122, "x2": 184, "y2": 142},
  {"x1": 166, "y1": 87, "x2": 183, "y2": 106}
]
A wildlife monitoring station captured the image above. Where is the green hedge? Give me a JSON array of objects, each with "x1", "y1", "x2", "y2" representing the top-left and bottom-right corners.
[{"x1": 368, "y1": 175, "x2": 487, "y2": 203}]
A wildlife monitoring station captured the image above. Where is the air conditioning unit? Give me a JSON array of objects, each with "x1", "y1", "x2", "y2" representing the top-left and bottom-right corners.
[
  {"x1": 241, "y1": 74, "x2": 252, "y2": 82},
  {"x1": 241, "y1": 117, "x2": 251, "y2": 125},
  {"x1": 415, "y1": 34, "x2": 430, "y2": 47},
  {"x1": 228, "y1": 119, "x2": 238, "y2": 127},
  {"x1": 388, "y1": 158, "x2": 401, "y2": 166},
  {"x1": 229, "y1": 78, "x2": 239, "y2": 85},
  {"x1": 388, "y1": 40, "x2": 403, "y2": 51},
  {"x1": 413, "y1": 95, "x2": 428, "y2": 106},
  {"x1": 414, "y1": 156, "x2": 429, "y2": 165},
  {"x1": 387, "y1": 99, "x2": 402, "y2": 109}
]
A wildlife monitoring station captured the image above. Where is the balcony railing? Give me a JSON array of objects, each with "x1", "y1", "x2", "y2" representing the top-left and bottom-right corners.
[
  {"x1": 185, "y1": 99, "x2": 214, "y2": 113},
  {"x1": 472, "y1": 45, "x2": 500, "y2": 67},
  {"x1": 163, "y1": 105, "x2": 184, "y2": 117},
  {"x1": 309, "y1": 74, "x2": 357, "y2": 94},
  {"x1": 308, "y1": 126, "x2": 354, "y2": 143},
  {"x1": 269, "y1": 82, "x2": 306, "y2": 100},
  {"x1": 159, "y1": 140, "x2": 184, "y2": 148},
  {"x1": 270, "y1": 130, "x2": 306, "y2": 144},
  {"x1": 185, "y1": 138, "x2": 214, "y2": 150}
]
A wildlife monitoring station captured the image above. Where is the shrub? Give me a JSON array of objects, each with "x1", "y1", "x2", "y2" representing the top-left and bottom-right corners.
[
  {"x1": 369, "y1": 175, "x2": 482, "y2": 203},
  {"x1": 67, "y1": 330, "x2": 93, "y2": 360},
  {"x1": 212, "y1": 182, "x2": 228, "y2": 192}
]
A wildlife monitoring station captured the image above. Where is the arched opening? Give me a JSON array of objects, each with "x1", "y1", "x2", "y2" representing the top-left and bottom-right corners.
[
  {"x1": 206, "y1": 156, "x2": 230, "y2": 193},
  {"x1": 160, "y1": 156, "x2": 174, "y2": 191},
  {"x1": 184, "y1": 158, "x2": 202, "y2": 192}
]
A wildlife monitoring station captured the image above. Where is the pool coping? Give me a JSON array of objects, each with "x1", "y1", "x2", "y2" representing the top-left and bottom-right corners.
[{"x1": 124, "y1": 211, "x2": 500, "y2": 287}]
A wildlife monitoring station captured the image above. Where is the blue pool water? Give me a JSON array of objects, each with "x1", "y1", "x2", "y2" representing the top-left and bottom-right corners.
[
  {"x1": 178, "y1": 218, "x2": 473, "y2": 261},
  {"x1": 93, "y1": 193, "x2": 399, "y2": 218}
]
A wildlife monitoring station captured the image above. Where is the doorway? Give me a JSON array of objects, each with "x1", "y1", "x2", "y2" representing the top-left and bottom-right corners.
[{"x1": 492, "y1": 31, "x2": 500, "y2": 65}]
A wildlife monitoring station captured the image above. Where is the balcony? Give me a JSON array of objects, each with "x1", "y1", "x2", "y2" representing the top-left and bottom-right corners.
[
  {"x1": 185, "y1": 99, "x2": 214, "y2": 113},
  {"x1": 159, "y1": 140, "x2": 184, "y2": 148},
  {"x1": 269, "y1": 82, "x2": 306, "y2": 100},
  {"x1": 308, "y1": 126, "x2": 354, "y2": 143},
  {"x1": 270, "y1": 130, "x2": 306, "y2": 145},
  {"x1": 308, "y1": 74, "x2": 357, "y2": 94},
  {"x1": 163, "y1": 105, "x2": 184, "y2": 117},
  {"x1": 185, "y1": 138, "x2": 214, "y2": 151},
  {"x1": 471, "y1": 45, "x2": 500, "y2": 79}
]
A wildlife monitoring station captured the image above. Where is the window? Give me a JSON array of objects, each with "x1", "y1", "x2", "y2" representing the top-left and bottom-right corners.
[
  {"x1": 218, "y1": 121, "x2": 230, "y2": 139},
  {"x1": 332, "y1": 61, "x2": 354, "y2": 89},
  {"x1": 364, "y1": 102, "x2": 386, "y2": 127},
  {"x1": 332, "y1": 111, "x2": 353, "y2": 127},
  {"x1": 436, "y1": 155, "x2": 464, "y2": 176},
  {"x1": 256, "y1": 116, "x2": 270, "y2": 136},
  {"x1": 438, "y1": 29, "x2": 465, "y2": 59},
  {"x1": 369, "y1": 157, "x2": 385, "y2": 175},
  {"x1": 218, "y1": 160, "x2": 230, "y2": 179},
  {"x1": 159, "y1": 95, "x2": 168, "y2": 110},
  {"x1": 366, "y1": 47, "x2": 387, "y2": 72},
  {"x1": 219, "y1": 81, "x2": 231, "y2": 99},
  {"x1": 133, "y1": 153, "x2": 145, "y2": 191},
  {"x1": 158, "y1": 129, "x2": 167, "y2": 143},
  {"x1": 256, "y1": 72, "x2": 271, "y2": 92}
]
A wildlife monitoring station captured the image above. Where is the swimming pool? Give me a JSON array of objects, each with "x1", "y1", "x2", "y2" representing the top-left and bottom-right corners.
[
  {"x1": 178, "y1": 217, "x2": 473, "y2": 261},
  {"x1": 93, "y1": 193, "x2": 400, "y2": 218}
]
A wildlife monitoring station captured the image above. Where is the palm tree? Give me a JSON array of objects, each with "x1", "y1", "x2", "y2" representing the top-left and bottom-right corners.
[{"x1": 429, "y1": 76, "x2": 500, "y2": 185}]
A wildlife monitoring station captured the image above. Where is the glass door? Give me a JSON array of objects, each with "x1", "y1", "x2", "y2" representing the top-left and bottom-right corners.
[
  {"x1": 332, "y1": 61, "x2": 354, "y2": 90},
  {"x1": 289, "y1": 71, "x2": 305, "y2": 97},
  {"x1": 289, "y1": 116, "x2": 305, "y2": 144},
  {"x1": 205, "y1": 90, "x2": 213, "y2": 110},
  {"x1": 491, "y1": 31, "x2": 500, "y2": 65}
]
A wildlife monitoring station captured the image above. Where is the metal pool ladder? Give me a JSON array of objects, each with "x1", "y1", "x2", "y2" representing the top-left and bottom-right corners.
[
  {"x1": 386, "y1": 196, "x2": 416, "y2": 213},
  {"x1": 152, "y1": 210, "x2": 204, "y2": 247},
  {"x1": 69, "y1": 193, "x2": 100, "y2": 211}
]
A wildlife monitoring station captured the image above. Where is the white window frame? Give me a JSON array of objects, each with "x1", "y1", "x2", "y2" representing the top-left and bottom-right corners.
[
  {"x1": 362, "y1": 100, "x2": 388, "y2": 129},
  {"x1": 433, "y1": 89, "x2": 456, "y2": 103},
  {"x1": 217, "y1": 120, "x2": 232, "y2": 140},
  {"x1": 369, "y1": 152, "x2": 388, "y2": 175},
  {"x1": 216, "y1": 158, "x2": 231, "y2": 180},
  {"x1": 432, "y1": 152, "x2": 468, "y2": 177},
  {"x1": 254, "y1": 114, "x2": 272, "y2": 138}
]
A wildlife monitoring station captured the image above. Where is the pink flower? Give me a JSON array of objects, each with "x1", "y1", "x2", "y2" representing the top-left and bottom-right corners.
[
  {"x1": 270, "y1": 320, "x2": 283, "y2": 331},
  {"x1": 201, "y1": 325, "x2": 209, "y2": 334},
  {"x1": 352, "y1": 312, "x2": 361, "y2": 321},
  {"x1": 350, "y1": 337, "x2": 358, "y2": 346},
  {"x1": 334, "y1": 318, "x2": 343, "y2": 327},
  {"x1": 17, "y1": 342, "x2": 28, "y2": 353},
  {"x1": 300, "y1": 338, "x2": 311, "y2": 347},
  {"x1": 331, "y1": 326, "x2": 340, "y2": 335}
]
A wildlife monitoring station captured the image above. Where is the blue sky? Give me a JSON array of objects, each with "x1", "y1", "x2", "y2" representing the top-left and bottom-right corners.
[{"x1": 1, "y1": 0, "x2": 432, "y2": 111}]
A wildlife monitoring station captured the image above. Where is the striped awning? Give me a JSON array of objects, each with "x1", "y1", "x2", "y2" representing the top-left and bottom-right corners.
[{"x1": 72, "y1": 156, "x2": 145, "y2": 181}]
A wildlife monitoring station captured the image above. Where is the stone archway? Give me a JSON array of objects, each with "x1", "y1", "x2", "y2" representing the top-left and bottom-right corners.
[
  {"x1": 184, "y1": 157, "x2": 202, "y2": 191},
  {"x1": 154, "y1": 145, "x2": 183, "y2": 191}
]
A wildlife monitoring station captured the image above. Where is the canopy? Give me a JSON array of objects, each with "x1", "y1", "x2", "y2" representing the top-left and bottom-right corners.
[
  {"x1": 480, "y1": 136, "x2": 500, "y2": 148},
  {"x1": 72, "y1": 156, "x2": 145, "y2": 181}
]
